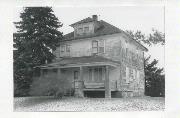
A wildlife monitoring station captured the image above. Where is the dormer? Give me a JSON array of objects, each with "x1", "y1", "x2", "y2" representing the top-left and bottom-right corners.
[{"x1": 70, "y1": 15, "x2": 99, "y2": 37}]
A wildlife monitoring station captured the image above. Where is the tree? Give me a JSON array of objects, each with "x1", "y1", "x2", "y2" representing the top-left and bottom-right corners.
[
  {"x1": 126, "y1": 29, "x2": 165, "y2": 46},
  {"x1": 13, "y1": 7, "x2": 63, "y2": 96},
  {"x1": 126, "y1": 29, "x2": 165, "y2": 97},
  {"x1": 144, "y1": 56, "x2": 165, "y2": 96}
]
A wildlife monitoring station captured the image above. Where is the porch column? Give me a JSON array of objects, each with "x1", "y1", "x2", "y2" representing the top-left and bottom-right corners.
[
  {"x1": 105, "y1": 66, "x2": 111, "y2": 98},
  {"x1": 77, "y1": 66, "x2": 84, "y2": 97}
]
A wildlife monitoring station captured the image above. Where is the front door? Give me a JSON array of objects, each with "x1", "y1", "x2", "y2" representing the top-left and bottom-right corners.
[{"x1": 74, "y1": 71, "x2": 79, "y2": 89}]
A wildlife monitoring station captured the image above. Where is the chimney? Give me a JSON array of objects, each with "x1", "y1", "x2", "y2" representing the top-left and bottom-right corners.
[{"x1": 92, "y1": 15, "x2": 98, "y2": 21}]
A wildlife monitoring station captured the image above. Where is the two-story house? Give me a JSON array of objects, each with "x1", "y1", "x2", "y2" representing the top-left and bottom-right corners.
[{"x1": 39, "y1": 15, "x2": 148, "y2": 98}]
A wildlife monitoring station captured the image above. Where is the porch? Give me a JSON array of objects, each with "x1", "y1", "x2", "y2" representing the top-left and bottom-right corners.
[{"x1": 39, "y1": 56, "x2": 120, "y2": 98}]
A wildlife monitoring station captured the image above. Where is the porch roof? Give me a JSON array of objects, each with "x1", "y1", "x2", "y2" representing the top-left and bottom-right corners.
[{"x1": 38, "y1": 56, "x2": 120, "y2": 69}]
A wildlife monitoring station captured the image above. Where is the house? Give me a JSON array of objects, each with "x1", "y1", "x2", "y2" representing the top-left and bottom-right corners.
[{"x1": 39, "y1": 15, "x2": 148, "y2": 98}]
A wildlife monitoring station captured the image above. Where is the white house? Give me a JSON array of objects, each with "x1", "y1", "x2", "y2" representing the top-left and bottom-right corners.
[{"x1": 39, "y1": 15, "x2": 148, "y2": 98}]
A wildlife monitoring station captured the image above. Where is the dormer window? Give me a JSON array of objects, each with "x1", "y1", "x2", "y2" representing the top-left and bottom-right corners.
[
  {"x1": 84, "y1": 26, "x2": 89, "y2": 32},
  {"x1": 78, "y1": 28, "x2": 83, "y2": 34}
]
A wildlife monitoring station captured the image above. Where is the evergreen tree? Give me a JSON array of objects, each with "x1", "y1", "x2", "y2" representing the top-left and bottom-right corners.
[
  {"x1": 13, "y1": 7, "x2": 63, "y2": 96},
  {"x1": 144, "y1": 56, "x2": 165, "y2": 96}
]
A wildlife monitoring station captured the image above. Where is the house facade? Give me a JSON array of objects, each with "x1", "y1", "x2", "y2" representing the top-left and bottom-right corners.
[{"x1": 39, "y1": 15, "x2": 148, "y2": 98}]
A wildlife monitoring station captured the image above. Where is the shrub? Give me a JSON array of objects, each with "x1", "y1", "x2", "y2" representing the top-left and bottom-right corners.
[{"x1": 29, "y1": 73, "x2": 72, "y2": 98}]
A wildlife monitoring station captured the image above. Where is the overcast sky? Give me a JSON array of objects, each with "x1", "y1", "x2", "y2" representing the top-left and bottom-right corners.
[{"x1": 13, "y1": 6, "x2": 164, "y2": 68}]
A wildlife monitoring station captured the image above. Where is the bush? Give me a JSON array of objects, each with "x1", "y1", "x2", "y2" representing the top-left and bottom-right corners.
[{"x1": 29, "y1": 73, "x2": 72, "y2": 98}]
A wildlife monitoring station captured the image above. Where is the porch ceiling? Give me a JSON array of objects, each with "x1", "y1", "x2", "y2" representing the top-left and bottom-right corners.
[{"x1": 38, "y1": 56, "x2": 120, "y2": 69}]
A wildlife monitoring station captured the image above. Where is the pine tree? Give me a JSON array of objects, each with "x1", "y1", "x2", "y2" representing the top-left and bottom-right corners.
[
  {"x1": 13, "y1": 7, "x2": 63, "y2": 96},
  {"x1": 144, "y1": 56, "x2": 165, "y2": 96}
]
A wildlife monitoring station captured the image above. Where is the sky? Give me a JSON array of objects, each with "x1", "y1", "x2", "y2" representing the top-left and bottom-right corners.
[{"x1": 13, "y1": 6, "x2": 165, "y2": 68}]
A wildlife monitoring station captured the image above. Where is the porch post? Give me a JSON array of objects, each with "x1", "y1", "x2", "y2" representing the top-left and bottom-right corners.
[
  {"x1": 105, "y1": 66, "x2": 111, "y2": 98},
  {"x1": 78, "y1": 66, "x2": 84, "y2": 97}
]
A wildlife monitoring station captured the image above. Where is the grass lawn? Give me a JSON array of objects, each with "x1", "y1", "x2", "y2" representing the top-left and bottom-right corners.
[{"x1": 14, "y1": 96, "x2": 165, "y2": 112}]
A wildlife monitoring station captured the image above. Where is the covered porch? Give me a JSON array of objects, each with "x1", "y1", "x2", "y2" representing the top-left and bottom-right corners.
[{"x1": 39, "y1": 56, "x2": 120, "y2": 98}]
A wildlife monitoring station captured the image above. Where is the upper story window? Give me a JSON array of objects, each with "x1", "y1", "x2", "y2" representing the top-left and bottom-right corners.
[
  {"x1": 92, "y1": 40, "x2": 105, "y2": 55},
  {"x1": 99, "y1": 40, "x2": 105, "y2": 53},
  {"x1": 92, "y1": 40, "x2": 98, "y2": 54}
]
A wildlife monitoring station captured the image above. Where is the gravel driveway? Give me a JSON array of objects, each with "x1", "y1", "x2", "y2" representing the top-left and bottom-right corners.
[{"x1": 14, "y1": 96, "x2": 164, "y2": 112}]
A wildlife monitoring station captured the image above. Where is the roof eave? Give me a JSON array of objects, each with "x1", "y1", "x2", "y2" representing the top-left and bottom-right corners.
[{"x1": 122, "y1": 31, "x2": 148, "y2": 52}]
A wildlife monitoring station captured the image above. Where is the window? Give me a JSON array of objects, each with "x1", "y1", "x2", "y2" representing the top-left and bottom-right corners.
[
  {"x1": 78, "y1": 28, "x2": 83, "y2": 33},
  {"x1": 88, "y1": 67, "x2": 104, "y2": 82},
  {"x1": 89, "y1": 68, "x2": 93, "y2": 81},
  {"x1": 84, "y1": 26, "x2": 89, "y2": 32},
  {"x1": 126, "y1": 48, "x2": 128, "y2": 57},
  {"x1": 99, "y1": 40, "x2": 105, "y2": 53},
  {"x1": 66, "y1": 44, "x2": 70, "y2": 52},
  {"x1": 92, "y1": 40, "x2": 98, "y2": 54},
  {"x1": 94, "y1": 68, "x2": 99, "y2": 82},
  {"x1": 98, "y1": 68, "x2": 103, "y2": 81},
  {"x1": 126, "y1": 67, "x2": 130, "y2": 83},
  {"x1": 61, "y1": 45, "x2": 65, "y2": 52},
  {"x1": 92, "y1": 40, "x2": 105, "y2": 54},
  {"x1": 129, "y1": 68, "x2": 133, "y2": 79}
]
